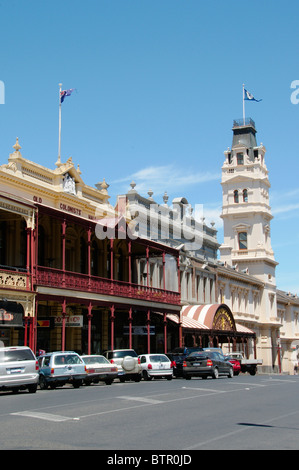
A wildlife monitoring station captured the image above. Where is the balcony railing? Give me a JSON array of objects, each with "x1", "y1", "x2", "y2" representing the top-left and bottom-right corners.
[
  {"x1": 0, "y1": 266, "x2": 31, "y2": 291},
  {"x1": 233, "y1": 118, "x2": 256, "y2": 129},
  {"x1": 36, "y1": 266, "x2": 181, "y2": 305}
]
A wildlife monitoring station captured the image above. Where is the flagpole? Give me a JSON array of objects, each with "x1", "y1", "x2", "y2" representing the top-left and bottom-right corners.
[
  {"x1": 56, "y1": 82, "x2": 62, "y2": 167},
  {"x1": 242, "y1": 84, "x2": 245, "y2": 125}
]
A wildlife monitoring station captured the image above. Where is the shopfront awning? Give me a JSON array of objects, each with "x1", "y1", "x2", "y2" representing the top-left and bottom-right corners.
[
  {"x1": 180, "y1": 304, "x2": 255, "y2": 335},
  {"x1": 166, "y1": 313, "x2": 209, "y2": 330}
]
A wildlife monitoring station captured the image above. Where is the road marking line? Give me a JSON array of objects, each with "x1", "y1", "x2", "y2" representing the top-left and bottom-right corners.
[
  {"x1": 182, "y1": 386, "x2": 225, "y2": 393},
  {"x1": 117, "y1": 396, "x2": 163, "y2": 404},
  {"x1": 11, "y1": 411, "x2": 76, "y2": 422}
]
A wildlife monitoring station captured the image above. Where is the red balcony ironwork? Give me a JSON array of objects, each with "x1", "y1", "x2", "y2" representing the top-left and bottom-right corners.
[{"x1": 36, "y1": 266, "x2": 180, "y2": 305}]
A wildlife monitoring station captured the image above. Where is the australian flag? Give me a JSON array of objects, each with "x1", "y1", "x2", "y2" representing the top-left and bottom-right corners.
[
  {"x1": 60, "y1": 88, "x2": 75, "y2": 103},
  {"x1": 244, "y1": 89, "x2": 262, "y2": 102}
]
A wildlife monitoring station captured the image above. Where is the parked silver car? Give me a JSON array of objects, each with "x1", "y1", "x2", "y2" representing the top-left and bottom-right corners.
[
  {"x1": 104, "y1": 349, "x2": 141, "y2": 382},
  {"x1": 38, "y1": 351, "x2": 86, "y2": 389},
  {"x1": 0, "y1": 346, "x2": 39, "y2": 394}
]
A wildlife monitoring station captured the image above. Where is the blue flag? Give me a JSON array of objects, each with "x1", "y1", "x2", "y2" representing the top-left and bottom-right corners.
[
  {"x1": 244, "y1": 88, "x2": 262, "y2": 102},
  {"x1": 60, "y1": 88, "x2": 75, "y2": 103}
]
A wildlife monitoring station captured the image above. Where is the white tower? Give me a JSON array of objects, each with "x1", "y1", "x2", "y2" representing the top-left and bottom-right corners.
[{"x1": 219, "y1": 118, "x2": 279, "y2": 360}]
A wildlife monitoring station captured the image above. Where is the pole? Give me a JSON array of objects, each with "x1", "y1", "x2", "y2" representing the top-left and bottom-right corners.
[
  {"x1": 56, "y1": 83, "x2": 62, "y2": 166},
  {"x1": 243, "y1": 84, "x2": 245, "y2": 125}
]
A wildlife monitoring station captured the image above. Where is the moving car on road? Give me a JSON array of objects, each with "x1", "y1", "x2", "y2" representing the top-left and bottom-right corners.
[
  {"x1": 81, "y1": 355, "x2": 118, "y2": 385},
  {"x1": 179, "y1": 350, "x2": 234, "y2": 380},
  {"x1": 139, "y1": 353, "x2": 173, "y2": 380}
]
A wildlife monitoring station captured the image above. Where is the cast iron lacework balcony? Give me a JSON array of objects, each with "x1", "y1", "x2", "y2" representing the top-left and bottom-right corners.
[
  {"x1": 36, "y1": 266, "x2": 181, "y2": 305},
  {"x1": 0, "y1": 265, "x2": 30, "y2": 290}
]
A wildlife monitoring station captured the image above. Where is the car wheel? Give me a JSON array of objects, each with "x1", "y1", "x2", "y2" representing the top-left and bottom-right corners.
[
  {"x1": 228, "y1": 367, "x2": 234, "y2": 378},
  {"x1": 212, "y1": 367, "x2": 219, "y2": 379},
  {"x1": 119, "y1": 376, "x2": 126, "y2": 383},
  {"x1": 166, "y1": 375, "x2": 172, "y2": 380},
  {"x1": 72, "y1": 379, "x2": 82, "y2": 388},
  {"x1": 28, "y1": 384, "x2": 38, "y2": 393},
  {"x1": 185, "y1": 376, "x2": 191, "y2": 380},
  {"x1": 105, "y1": 379, "x2": 113, "y2": 385},
  {"x1": 39, "y1": 375, "x2": 48, "y2": 390},
  {"x1": 142, "y1": 371, "x2": 152, "y2": 381}
]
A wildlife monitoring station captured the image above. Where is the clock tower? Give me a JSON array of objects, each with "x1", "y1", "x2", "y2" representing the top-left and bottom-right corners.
[{"x1": 219, "y1": 118, "x2": 278, "y2": 327}]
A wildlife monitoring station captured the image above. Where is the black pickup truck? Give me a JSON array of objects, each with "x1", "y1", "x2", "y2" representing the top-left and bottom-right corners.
[{"x1": 167, "y1": 347, "x2": 203, "y2": 377}]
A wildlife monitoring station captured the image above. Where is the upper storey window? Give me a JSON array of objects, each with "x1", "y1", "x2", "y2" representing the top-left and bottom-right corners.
[
  {"x1": 234, "y1": 190, "x2": 239, "y2": 203},
  {"x1": 237, "y1": 153, "x2": 244, "y2": 165},
  {"x1": 238, "y1": 232, "x2": 248, "y2": 250},
  {"x1": 243, "y1": 189, "x2": 248, "y2": 202}
]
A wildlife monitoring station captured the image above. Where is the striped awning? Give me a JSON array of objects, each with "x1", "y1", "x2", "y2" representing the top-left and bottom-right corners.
[
  {"x1": 165, "y1": 305, "x2": 255, "y2": 335},
  {"x1": 181, "y1": 304, "x2": 226, "y2": 330},
  {"x1": 180, "y1": 304, "x2": 255, "y2": 335},
  {"x1": 167, "y1": 313, "x2": 209, "y2": 330}
]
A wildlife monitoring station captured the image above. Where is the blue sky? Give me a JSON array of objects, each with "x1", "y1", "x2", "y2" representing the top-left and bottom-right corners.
[{"x1": 0, "y1": 0, "x2": 298, "y2": 294}]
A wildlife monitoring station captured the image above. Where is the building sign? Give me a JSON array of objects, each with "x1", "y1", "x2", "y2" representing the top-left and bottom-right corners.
[
  {"x1": 59, "y1": 203, "x2": 82, "y2": 216},
  {"x1": 0, "y1": 309, "x2": 23, "y2": 327},
  {"x1": 123, "y1": 326, "x2": 155, "y2": 336},
  {"x1": 54, "y1": 315, "x2": 83, "y2": 327}
]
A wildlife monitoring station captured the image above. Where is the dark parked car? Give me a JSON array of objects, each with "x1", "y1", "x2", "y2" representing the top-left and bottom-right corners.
[
  {"x1": 179, "y1": 351, "x2": 234, "y2": 380},
  {"x1": 167, "y1": 347, "x2": 203, "y2": 377}
]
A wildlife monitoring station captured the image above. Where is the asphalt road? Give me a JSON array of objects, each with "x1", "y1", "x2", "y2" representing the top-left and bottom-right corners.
[{"x1": 1, "y1": 374, "x2": 299, "y2": 452}]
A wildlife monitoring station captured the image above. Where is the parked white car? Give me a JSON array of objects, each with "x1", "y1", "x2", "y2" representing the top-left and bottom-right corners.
[{"x1": 139, "y1": 353, "x2": 173, "y2": 381}]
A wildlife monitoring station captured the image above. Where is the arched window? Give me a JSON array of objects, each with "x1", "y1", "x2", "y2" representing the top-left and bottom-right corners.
[
  {"x1": 234, "y1": 190, "x2": 239, "y2": 203},
  {"x1": 243, "y1": 189, "x2": 248, "y2": 202}
]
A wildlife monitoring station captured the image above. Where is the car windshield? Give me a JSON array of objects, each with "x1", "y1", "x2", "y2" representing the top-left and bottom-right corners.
[
  {"x1": 149, "y1": 355, "x2": 169, "y2": 363},
  {"x1": 0, "y1": 349, "x2": 35, "y2": 362},
  {"x1": 83, "y1": 356, "x2": 109, "y2": 365},
  {"x1": 54, "y1": 354, "x2": 82, "y2": 365}
]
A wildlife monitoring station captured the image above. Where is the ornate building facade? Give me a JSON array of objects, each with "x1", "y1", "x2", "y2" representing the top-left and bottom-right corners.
[{"x1": 0, "y1": 140, "x2": 181, "y2": 354}]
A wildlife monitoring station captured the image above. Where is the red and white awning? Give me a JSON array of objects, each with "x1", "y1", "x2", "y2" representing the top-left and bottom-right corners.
[
  {"x1": 179, "y1": 304, "x2": 255, "y2": 334},
  {"x1": 181, "y1": 304, "x2": 224, "y2": 330}
]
